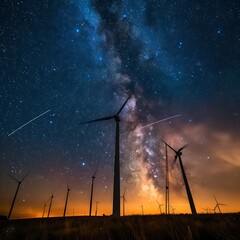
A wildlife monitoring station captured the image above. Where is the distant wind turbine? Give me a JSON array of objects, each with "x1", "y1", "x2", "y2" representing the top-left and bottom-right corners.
[
  {"x1": 80, "y1": 96, "x2": 131, "y2": 217},
  {"x1": 89, "y1": 168, "x2": 98, "y2": 216},
  {"x1": 156, "y1": 200, "x2": 164, "y2": 214},
  {"x1": 162, "y1": 140, "x2": 197, "y2": 215},
  {"x1": 42, "y1": 196, "x2": 52, "y2": 218},
  {"x1": 47, "y1": 195, "x2": 54, "y2": 218},
  {"x1": 213, "y1": 195, "x2": 226, "y2": 213},
  {"x1": 63, "y1": 186, "x2": 70, "y2": 217},
  {"x1": 95, "y1": 202, "x2": 100, "y2": 216},
  {"x1": 8, "y1": 173, "x2": 29, "y2": 219},
  {"x1": 120, "y1": 188, "x2": 127, "y2": 216},
  {"x1": 170, "y1": 205, "x2": 176, "y2": 214},
  {"x1": 140, "y1": 205, "x2": 144, "y2": 215},
  {"x1": 202, "y1": 208, "x2": 210, "y2": 214}
]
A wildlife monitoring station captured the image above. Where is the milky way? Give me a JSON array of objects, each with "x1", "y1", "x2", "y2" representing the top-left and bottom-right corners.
[{"x1": 0, "y1": 0, "x2": 240, "y2": 217}]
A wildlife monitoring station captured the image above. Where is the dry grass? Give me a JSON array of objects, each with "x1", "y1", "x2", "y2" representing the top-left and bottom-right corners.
[{"x1": 0, "y1": 213, "x2": 239, "y2": 240}]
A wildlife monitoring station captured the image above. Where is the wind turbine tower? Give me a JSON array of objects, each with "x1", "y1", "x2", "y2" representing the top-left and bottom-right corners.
[
  {"x1": 80, "y1": 96, "x2": 131, "y2": 217},
  {"x1": 140, "y1": 205, "x2": 144, "y2": 215},
  {"x1": 165, "y1": 143, "x2": 170, "y2": 214},
  {"x1": 163, "y1": 140, "x2": 197, "y2": 215},
  {"x1": 89, "y1": 168, "x2": 98, "y2": 216},
  {"x1": 8, "y1": 173, "x2": 29, "y2": 220},
  {"x1": 47, "y1": 195, "x2": 54, "y2": 218},
  {"x1": 95, "y1": 202, "x2": 100, "y2": 216},
  {"x1": 63, "y1": 187, "x2": 70, "y2": 217}
]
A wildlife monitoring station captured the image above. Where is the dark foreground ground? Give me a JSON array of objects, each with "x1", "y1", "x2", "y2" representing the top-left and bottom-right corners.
[{"x1": 0, "y1": 213, "x2": 239, "y2": 240}]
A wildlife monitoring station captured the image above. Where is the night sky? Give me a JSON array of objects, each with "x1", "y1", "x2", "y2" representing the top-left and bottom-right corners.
[{"x1": 0, "y1": 0, "x2": 240, "y2": 218}]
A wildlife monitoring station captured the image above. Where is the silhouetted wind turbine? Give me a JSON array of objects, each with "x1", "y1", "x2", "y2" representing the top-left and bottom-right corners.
[
  {"x1": 156, "y1": 200, "x2": 164, "y2": 214},
  {"x1": 63, "y1": 186, "x2": 70, "y2": 217},
  {"x1": 42, "y1": 196, "x2": 52, "y2": 218},
  {"x1": 140, "y1": 205, "x2": 144, "y2": 215},
  {"x1": 8, "y1": 173, "x2": 29, "y2": 219},
  {"x1": 89, "y1": 168, "x2": 98, "y2": 216},
  {"x1": 95, "y1": 202, "x2": 100, "y2": 216},
  {"x1": 80, "y1": 96, "x2": 131, "y2": 217},
  {"x1": 170, "y1": 205, "x2": 176, "y2": 214},
  {"x1": 162, "y1": 140, "x2": 197, "y2": 215},
  {"x1": 42, "y1": 202, "x2": 47, "y2": 218},
  {"x1": 213, "y1": 195, "x2": 226, "y2": 213},
  {"x1": 202, "y1": 208, "x2": 210, "y2": 214},
  {"x1": 47, "y1": 195, "x2": 54, "y2": 218},
  {"x1": 120, "y1": 188, "x2": 127, "y2": 216}
]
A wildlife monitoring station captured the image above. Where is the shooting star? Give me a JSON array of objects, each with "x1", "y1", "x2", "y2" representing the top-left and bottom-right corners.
[
  {"x1": 133, "y1": 114, "x2": 181, "y2": 132},
  {"x1": 8, "y1": 109, "x2": 51, "y2": 137}
]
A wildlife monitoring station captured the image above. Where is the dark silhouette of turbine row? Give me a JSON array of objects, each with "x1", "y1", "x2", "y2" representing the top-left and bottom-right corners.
[{"x1": 6, "y1": 97, "x2": 228, "y2": 218}]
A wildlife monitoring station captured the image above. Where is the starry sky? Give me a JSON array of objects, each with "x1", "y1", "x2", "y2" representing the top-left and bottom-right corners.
[{"x1": 0, "y1": 0, "x2": 240, "y2": 218}]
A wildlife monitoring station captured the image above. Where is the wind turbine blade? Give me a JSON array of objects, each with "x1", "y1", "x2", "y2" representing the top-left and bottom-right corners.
[
  {"x1": 9, "y1": 174, "x2": 19, "y2": 183},
  {"x1": 123, "y1": 187, "x2": 127, "y2": 196},
  {"x1": 123, "y1": 196, "x2": 127, "y2": 203},
  {"x1": 116, "y1": 95, "x2": 131, "y2": 116},
  {"x1": 21, "y1": 171, "x2": 30, "y2": 182},
  {"x1": 80, "y1": 115, "x2": 114, "y2": 125},
  {"x1": 213, "y1": 194, "x2": 218, "y2": 204},
  {"x1": 178, "y1": 144, "x2": 188, "y2": 152},
  {"x1": 218, "y1": 203, "x2": 227, "y2": 206},
  {"x1": 161, "y1": 140, "x2": 177, "y2": 154}
]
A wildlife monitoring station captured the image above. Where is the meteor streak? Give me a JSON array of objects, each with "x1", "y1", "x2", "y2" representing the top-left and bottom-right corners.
[
  {"x1": 8, "y1": 109, "x2": 51, "y2": 136},
  {"x1": 133, "y1": 114, "x2": 181, "y2": 132}
]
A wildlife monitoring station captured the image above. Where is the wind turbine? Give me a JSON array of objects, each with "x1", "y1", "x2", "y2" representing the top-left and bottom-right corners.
[
  {"x1": 162, "y1": 140, "x2": 197, "y2": 215},
  {"x1": 89, "y1": 168, "x2": 98, "y2": 216},
  {"x1": 202, "y1": 208, "x2": 210, "y2": 214},
  {"x1": 95, "y1": 202, "x2": 100, "y2": 216},
  {"x1": 42, "y1": 196, "x2": 52, "y2": 218},
  {"x1": 63, "y1": 186, "x2": 70, "y2": 217},
  {"x1": 140, "y1": 205, "x2": 144, "y2": 215},
  {"x1": 164, "y1": 142, "x2": 170, "y2": 214},
  {"x1": 8, "y1": 173, "x2": 29, "y2": 220},
  {"x1": 47, "y1": 195, "x2": 54, "y2": 218},
  {"x1": 156, "y1": 200, "x2": 164, "y2": 214},
  {"x1": 80, "y1": 96, "x2": 131, "y2": 217},
  {"x1": 120, "y1": 188, "x2": 127, "y2": 216},
  {"x1": 170, "y1": 205, "x2": 176, "y2": 214},
  {"x1": 213, "y1": 195, "x2": 226, "y2": 213}
]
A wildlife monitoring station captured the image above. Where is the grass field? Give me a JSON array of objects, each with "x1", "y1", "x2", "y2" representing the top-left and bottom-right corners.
[{"x1": 0, "y1": 213, "x2": 239, "y2": 240}]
